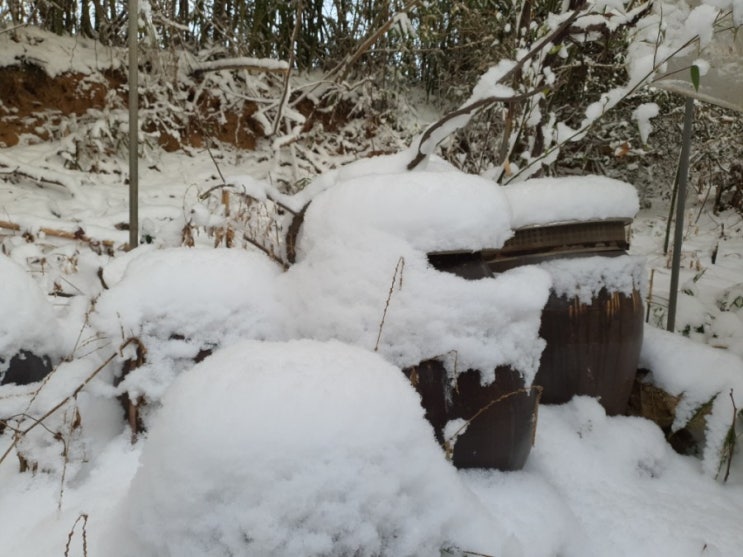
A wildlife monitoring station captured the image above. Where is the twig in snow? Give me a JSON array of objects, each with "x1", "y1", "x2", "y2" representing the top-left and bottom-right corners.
[
  {"x1": 0, "y1": 219, "x2": 117, "y2": 255},
  {"x1": 0, "y1": 350, "x2": 117, "y2": 469},
  {"x1": 407, "y1": 87, "x2": 549, "y2": 171},
  {"x1": 199, "y1": 183, "x2": 298, "y2": 216},
  {"x1": 0, "y1": 154, "x2": 82, "y2": 197},
  {"x1": 721, "y1": 389, "x2": 738, "y2": 483},
  {"x1": 444, "y1": 385, "x2": 543, "y2": 458},
  {"x1": 374, "y1": 257, "x2": 405, "y2": 352},
  {"x1": 205, "y1": 140, "x2": 227, "y2": 185},
  {"x1": 64, "y1": 513, "x2": 89, "y2": 557}
]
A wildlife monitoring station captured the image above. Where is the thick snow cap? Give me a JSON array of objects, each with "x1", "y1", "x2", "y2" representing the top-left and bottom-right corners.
[
  {"x1": 295, "y1": 169, "x2": 514, "y2": 258},
  {"x1": 505, "y1": 175, "x2": 640, "y2": 229}
]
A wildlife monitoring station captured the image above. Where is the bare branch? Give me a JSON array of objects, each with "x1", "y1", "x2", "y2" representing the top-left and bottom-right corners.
[
  {"x1": 407, "y1": 7, "x2": 587, "y2": 170},
  {"x1": 190, "y1": 57, "x2": 289, "y2": 76},
  {"x1": 273, "y1": 0, "x2": 303, "y2": 136},
  {"x1": 407, "y1": 88, "x2": 548, "y2": 171},
  {"x1": 0, "y1": 219, "x2": 118, "y2": 253},
  {"x1": 0, "y1": 351, "x2": 117, "y2": 468}
]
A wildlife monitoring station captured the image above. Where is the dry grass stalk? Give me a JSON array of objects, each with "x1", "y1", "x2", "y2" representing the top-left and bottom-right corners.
[
  {"x1": 181, "y1": 221, "x2": 195, "y2": 247},
  {"x1": 57, "y1": 406, "x2": 82, "y2": 510},
  {"x1": 720, "y1": 389, "x2": 738, "y2": 483},
  {"x1": 64, "y1": 513, "x2": 89, "y2": 557},
  {"x1": 444, "y1": 385, "x2": 543, "y2": 459},
  {"x1": 374, "y1": 257, "x2": 405, "y2": 352},
  {"x1": 117, "y1": 337, "x2": 148, "y2": 442},
  {"x1": 645, "y1": 268, "x2": 655, "y2": 323},
  {"x1": 0, "y1": 351, "x2": 117, "y2": 469}
]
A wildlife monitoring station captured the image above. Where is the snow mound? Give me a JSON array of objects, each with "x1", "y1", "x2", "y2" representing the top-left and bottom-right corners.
[
  {"x1": 92, "y1": 247, "x2": 284, "y2": 402},
  {"x1": 113, "y1": 339, "x2": 504, "y2": 557},
  {"x1": 505, "y1": 176, "x2": 639, "y2": 228},
  {"x1": 282, "y1": 163, "x2": 549, "y2": 384},
  {"x1": 0, "y1": 253, "x2": 60, "y2": 372},
  {"x1": 281, "y1": 230, "x2": 551, "y2": 384}
]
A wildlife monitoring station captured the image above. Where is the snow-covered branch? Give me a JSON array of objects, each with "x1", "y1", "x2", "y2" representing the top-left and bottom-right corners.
[
  {"x1": 190, "y1": 57, "x2": 290, "y2": 76},
  {"x1": 0, "y1": 153, "x2": 82, "y2": 197}
]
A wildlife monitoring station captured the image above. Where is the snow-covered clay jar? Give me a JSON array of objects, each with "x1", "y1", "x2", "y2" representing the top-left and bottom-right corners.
[
  {"x1": 286, "y1": 157, "x2": 550, "y2": 470},
  {"x1": 487, "y1": 176, "x2": 645, "y2": 415},
  {"x1": 0, "y1": 254, "x2": 58, "y2": 386},
  {"x1": 404, "y1": 360, "x2": 538, "y2": 471}
]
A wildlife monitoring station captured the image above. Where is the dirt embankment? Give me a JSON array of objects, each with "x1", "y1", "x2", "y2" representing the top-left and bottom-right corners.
[
  {"x1": 0, "y1": 62, "x2": 264, "y2": 151},
  {"x1": 0, "y1": 61, "x2": 356, "y2": 153},
  {"x1": 0, "y1": 63, "x2": 119, "y2": 147}
]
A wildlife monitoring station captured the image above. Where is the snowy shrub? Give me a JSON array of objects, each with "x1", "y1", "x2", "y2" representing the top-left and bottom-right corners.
[
  {"x1": 640, "y1": 327, "x2": 743, "y2": 477},
  {"x1": 0, "y1": 355, "x2": 121, "y2": 476},
  {"x1": 110, "y1": 339, "x2": 505, "y2": 557},
  {"x1": 0, "y1": 253, "x2": 60, "y2": 377},
  {"x1": 92, "y1": 247, "x2": 285, "y2": 419}
]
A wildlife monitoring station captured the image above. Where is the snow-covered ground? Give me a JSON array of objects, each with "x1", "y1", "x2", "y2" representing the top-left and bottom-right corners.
[
  {"x1": 1, "y1": 138, "x2": 743, "y2": 556},
  {"x1": 2, "y1": 17, "x2": 743, "y2": 554}
]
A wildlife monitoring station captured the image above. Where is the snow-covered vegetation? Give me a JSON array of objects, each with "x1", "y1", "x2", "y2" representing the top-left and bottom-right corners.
[{"x1": 1, "y1": 0, "x2": 743, "y2": 555}]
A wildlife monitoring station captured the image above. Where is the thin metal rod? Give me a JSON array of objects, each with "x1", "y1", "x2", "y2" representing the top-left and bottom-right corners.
[
  {"x1": 667, "y1": 97, "x2": 695, "y2": 332},
  {"x1": 663, "y1": 160, "x2": 681, "y2": 255},
  {"x1": 128, "y1": 0, "x2": 139, "y2": 249}
]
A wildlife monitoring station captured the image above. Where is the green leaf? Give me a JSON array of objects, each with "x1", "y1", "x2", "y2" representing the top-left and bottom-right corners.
[{"x1": 691, "y1": 65, "x2": 701, "y2": 92}]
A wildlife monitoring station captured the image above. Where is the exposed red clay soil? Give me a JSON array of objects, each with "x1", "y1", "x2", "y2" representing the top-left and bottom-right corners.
[
  {"x1": 0, "y1": 62, "x2": 265, "y2": 150},
  {"x1": 0, "y1": 64, "x2": 122, "y2": 147},
  {"x1": 0, "y1": 62, "x2": 356, "y2": 152}
]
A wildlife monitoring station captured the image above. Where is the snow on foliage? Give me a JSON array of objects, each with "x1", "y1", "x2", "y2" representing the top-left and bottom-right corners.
[
  {"x1": 110, "y1": 340, "x2": 507, "y2": 557},
  {"x1": 640, "y1": 327, "x2": 743, "y2": 477},
  {"x1": 631, "y1": 102, "x2": 660, "y2": 145},
  {"x1": 0, "y1": 27, "x2": 121, "y2": 77}
]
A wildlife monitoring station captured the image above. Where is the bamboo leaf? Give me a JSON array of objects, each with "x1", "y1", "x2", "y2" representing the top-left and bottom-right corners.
[{"x1": 691, "y1": 65, "x2": 701, "y2": 92}]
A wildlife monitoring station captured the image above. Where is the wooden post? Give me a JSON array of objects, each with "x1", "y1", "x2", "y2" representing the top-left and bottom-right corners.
[{"x1": 128, "y1": 0, "x2": 139, "y2": 249}]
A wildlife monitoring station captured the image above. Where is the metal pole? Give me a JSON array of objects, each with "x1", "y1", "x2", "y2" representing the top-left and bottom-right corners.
[
  {"x1": 128, "y1": 0, "x2": 139, "y2": 249},
  {"x1": 666, "y1": 97, "x2": 695, "y2": 332}
]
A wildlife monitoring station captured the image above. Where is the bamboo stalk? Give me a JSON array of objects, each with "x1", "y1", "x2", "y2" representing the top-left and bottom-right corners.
[{"x1": 0, "y1": 219, "x2": 117, "y2": 251}]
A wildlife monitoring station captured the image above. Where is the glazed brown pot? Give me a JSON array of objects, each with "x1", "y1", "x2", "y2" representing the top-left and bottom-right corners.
[
  {"x1": 401, "y1": 251, "x2": 540, "y2": 471},
  {"x1": 0, "y1": 350, "x2": 53, "y2": 386},
  {"x1": 403, "y1": 360, "x2": 539, "y2": 470},
  {"x1": 535, "y1": 287, "x2": 643, "y2": 415},
  {"x1": 485, "y1": 219, "x2": 644, "y2": 416}
]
